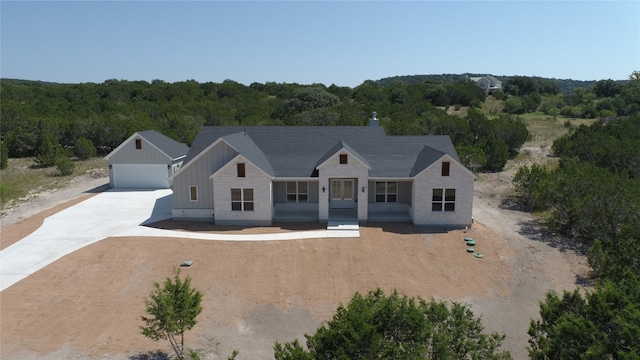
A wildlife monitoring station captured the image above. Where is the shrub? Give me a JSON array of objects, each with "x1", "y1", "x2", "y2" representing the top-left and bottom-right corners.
[
  {"x1": 55, "y1": 156, "x2": 75, "y2": 176},
  {"x1": 1, "y1": 141, "x2": 8, "y2": 170},
  {"x1": 74, "y1": 137, "x2": 97, "y2": 160}
]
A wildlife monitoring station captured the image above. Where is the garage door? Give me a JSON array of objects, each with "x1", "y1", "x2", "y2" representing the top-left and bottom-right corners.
[{"x1": 112, "y1": 164, "x2": 169, "y2": 189}]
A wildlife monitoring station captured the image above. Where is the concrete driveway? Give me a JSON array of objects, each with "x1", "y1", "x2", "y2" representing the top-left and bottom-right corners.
[
  {"x1": 0, "y1": 188, "x2": 360, "y2": 292},
  {"x1": 0, "y1": 189, "x2": 173, "y2": 292}
]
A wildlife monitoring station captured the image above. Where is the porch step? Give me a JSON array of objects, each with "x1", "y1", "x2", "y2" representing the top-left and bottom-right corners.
[{"x1": 327, "y1": 221, "x2": 359, "y2": 231}]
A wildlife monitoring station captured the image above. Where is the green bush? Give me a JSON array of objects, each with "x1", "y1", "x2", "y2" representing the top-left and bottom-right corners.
[
  {"x1": 1, "y1": 141, "x2": 8, "y2": 170},
  {"x1": 35, "y1": 134, "x2": 63, "y2": 168},
  {"x1": 74, "y1": 137, "x2": 97, "y2": 160},
  {"x1": 55, "y1": 156, "x2": 75, "y2": 176}
]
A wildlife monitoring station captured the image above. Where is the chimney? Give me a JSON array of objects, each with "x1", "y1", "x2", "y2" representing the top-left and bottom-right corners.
[{"x1": 368, "y1": 111, "x2": 379, "y2": 126}]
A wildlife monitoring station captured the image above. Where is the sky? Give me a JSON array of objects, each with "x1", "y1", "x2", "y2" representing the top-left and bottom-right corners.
[{"x1": 1, "y1": 1, "x2": 639, "y2": 88}]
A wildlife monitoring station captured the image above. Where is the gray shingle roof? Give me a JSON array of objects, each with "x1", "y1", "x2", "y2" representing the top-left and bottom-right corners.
[
  {"x1": 221, "y1": 132, "x2": 275, "y2": 176},
  {"x1": 138, "y1": 130, "x2": 189, "y2": 160},
  {"x1": 183, "y1": 126, "x2": 460, "y2": 178}
]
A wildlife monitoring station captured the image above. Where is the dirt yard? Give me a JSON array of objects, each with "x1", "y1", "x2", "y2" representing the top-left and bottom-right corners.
[{"x1": 0, "y1": 154, "x2": 589, "y2": 360}]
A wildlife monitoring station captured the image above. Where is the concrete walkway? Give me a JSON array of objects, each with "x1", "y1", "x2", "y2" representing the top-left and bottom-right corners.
[{"x1": 0, "y1": 189, "x2": 359, "y2": 292}]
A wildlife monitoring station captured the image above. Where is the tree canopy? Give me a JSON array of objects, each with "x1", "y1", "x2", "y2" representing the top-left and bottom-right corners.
[
  {"x1": 140, "y1": 269, "x2": 203, "y2": 360},
  {"x1": 274, "y1": 288, "x2": 511, "y2": 360}
]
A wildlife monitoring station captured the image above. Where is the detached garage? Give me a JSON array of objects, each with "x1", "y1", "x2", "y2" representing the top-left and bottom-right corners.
[{"x1": 105, "y1": 130, "x2": 189, "y2": 189}]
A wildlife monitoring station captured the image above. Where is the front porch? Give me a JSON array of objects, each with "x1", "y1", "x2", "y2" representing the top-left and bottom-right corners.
[{"x1": 272, "y1": 203, "x2": 412, "y2": 224}]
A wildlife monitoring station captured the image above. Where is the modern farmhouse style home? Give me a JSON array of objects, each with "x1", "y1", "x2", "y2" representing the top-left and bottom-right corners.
[
  {"x1": 169, "y1": 115, "x2": 476, "y2": 227},
  {"x1": 105, "y1": 130, "x2": 189, "y2": 189}
]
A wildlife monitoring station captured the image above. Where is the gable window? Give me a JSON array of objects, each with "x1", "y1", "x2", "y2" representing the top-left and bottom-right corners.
[
  {"x1": 441, "y1": 161, "x2": 450, "y2": 176},
  {"x1": 231, "y1": 188, "x2": 254, "y2": 211},
  {"x1": 189, "y1": 185, "x2": 198, "y2": 201},
  {"x1": 237, "y1": 163, "x2": 246, "y2": 177},
  {"x1": 135, "y1": 139, "x2": 142, "y2": 150},
  {"x1": 339, "y1": 154, "x2": 348, "y2": 164},
  {"x1": 375, "y1": 181, "x2": 397, "y2": 203},
  {"x1": 432, "y1": 188, "x2": 455, "y2": 212},
  {"x1": 287, "y1": 181, "x2": 308, "y2": 203}
]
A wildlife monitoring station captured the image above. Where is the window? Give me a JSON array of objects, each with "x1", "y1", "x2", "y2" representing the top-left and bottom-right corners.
[
  {"x1": 286, "y1": 181, "x2": 308, "y2": 203},
  {"x1": 189, "y1": 186, "x2": 198, "y2": 201},
  {"x1": 375, "y1": 181, "x2": 397, "y2": 203},
  {"x1": 237, "y1": 163, "x2": 245, "y2": 177},
  {"x1": 441, "y1": 162, "x2": 450, "y2": 176},
  {"x1": 231, "y1": 188, "x2": 253, "y2": 211},
  {"x1": 135, "y1": 139, "x2": 142, "y2": 150},
  {"x1": 432, "y1": 188, "x2": 455, "y2": 212},
  {"x1": 339, "y1": 154, "x2": 348, "y2": 164}
]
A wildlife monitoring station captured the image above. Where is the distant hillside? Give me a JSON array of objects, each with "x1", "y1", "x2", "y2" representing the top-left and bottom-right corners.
[{"x1": 376, "y1": 74, "x2": 626, "y2": 94}]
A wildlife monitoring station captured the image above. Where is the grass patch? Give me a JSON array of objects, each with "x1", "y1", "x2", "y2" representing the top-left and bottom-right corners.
[
  {"x1": 482, "y1": 96, "x2": 504, "y2": 117},
  {"x1": 0, "y1": 157, "x2": 107, "y2": 209}
]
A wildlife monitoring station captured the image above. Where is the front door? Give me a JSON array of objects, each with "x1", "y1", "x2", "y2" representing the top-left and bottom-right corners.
[{"x1": 330, "y1": 179, "x2": 354, "y2": 209}]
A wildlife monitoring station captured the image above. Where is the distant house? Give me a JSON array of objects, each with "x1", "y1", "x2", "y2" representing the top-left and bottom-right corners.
[
  {"x1": 169, "y1": 114, "x2": 476, "y2": 227},
  {"x1": 469, "y1": 75, "x2": 503, "y2": 94},
  {"x1": 105, "y1": 130, "x2": 189, "y2": 189}
]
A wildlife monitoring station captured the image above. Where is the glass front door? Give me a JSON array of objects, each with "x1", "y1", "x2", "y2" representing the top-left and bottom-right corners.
[{"x1": 330, "y1": 179, "x2": 354, "y2": 209}]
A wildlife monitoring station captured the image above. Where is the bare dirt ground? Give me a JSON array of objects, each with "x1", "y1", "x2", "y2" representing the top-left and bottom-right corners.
[{"x1": 0, "y1": 150, "x2": 589, "y2": 360}]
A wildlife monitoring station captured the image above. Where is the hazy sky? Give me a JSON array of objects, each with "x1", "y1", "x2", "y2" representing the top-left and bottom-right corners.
[{"x1": 1, "y1": 1, "x2": 638, "y2": 87}]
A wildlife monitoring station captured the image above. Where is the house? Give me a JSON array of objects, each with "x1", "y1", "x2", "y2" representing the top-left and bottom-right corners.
[
  {"x1": 105, "y1": 130, "x2": 189, "y2": 189},
  {"x1": 469, "y1": 75, "x2": 503, "y2": 95},
  {"x1": 170, "y1": 114, "x2": 476, "y2": 227}
]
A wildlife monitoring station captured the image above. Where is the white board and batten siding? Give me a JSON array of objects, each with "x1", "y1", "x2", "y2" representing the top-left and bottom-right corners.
[
  {"x1": 107, "y1": 135, "x2": 175, "y2": 189},
  {"x1": 171, "y1": 141, "x2": 238, "y2": 220}
]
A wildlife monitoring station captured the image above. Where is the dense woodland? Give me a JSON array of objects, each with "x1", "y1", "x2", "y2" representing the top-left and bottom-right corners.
[
  {"x1": 512, "y1": 113, "x2": 640, "y2": 358},
  {"x1": 1, "y1": 72, "x2": 640, "y2": 358},
  {"x1": 1, "y1": 72, "x2": 637, "y2": 171}
]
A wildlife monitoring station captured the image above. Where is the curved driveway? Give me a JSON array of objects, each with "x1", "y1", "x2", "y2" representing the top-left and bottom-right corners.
[{"x1": 1, "y1": 189, "x2": 359, "y2": 292}]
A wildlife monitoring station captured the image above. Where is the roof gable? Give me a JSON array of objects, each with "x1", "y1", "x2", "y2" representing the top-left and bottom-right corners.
[
  {"x1": 137, "y1": 130, "x2": 189, "y2": 160},
  {"x1": 315, "y1": 140, "x2": 371, "y2": 170},
  {"x1": 410, "y1": 146, "x2": 447, "y2": 177},
  {"x1": 104, "y1": 130, "x2": 188, "y2": 161},
  {"x1": 221, "y1": 132, "x2": 275, "y2": 176}
]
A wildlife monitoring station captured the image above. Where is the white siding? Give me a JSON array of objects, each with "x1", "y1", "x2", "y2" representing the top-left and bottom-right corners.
[
  {"x1": 412, "y1": 156, "x2": 474, "y2": 227},
  {"x1": 108, "y1": 136, "x2": 173, "y2": 188},
  {"x1": 171, "y1": 141, "x2": 237, "y2": 215},
  {"x1": 212, "y1": 157, "x2": 272, "y2": 226},
  {"x1": 317, "y1": 152, "x2": 369, "y2": 222}
]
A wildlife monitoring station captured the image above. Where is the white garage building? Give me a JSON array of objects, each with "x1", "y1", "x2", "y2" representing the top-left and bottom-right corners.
[{"x1": 105, "y1": 130, "x2": 189, "y2": 189}]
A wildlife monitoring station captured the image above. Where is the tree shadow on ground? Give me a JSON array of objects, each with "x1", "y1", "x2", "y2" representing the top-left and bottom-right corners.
[
  {"x1": 499, "y1": 194, "x2": 528, "y2": 211},
  {"x1": 129, "y1": 350, "x2": 171, "y2": 360},
  {"x1": 518, "y1": 218, "x2": 589, "y2": 255},
  {"x1": 518, "y1": 218, "x2": 593, "y2": 286}
]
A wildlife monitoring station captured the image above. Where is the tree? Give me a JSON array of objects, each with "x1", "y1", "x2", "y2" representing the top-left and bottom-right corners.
[
  {"x1": 74, "y1": 137, "x2": 97, "y2": 160},
  {"x1": 35, "y1": 133, "x2": 63, "y2": 167},
  {"x1": 503, "y1": 96, "x2": 526, "y2": 114},
  {"x1": 456, "y1": 146, "x2": 487, "y2": 173},
  {"x1": 588, "y1": 227, "x2": 640, "y2": 282},
  {"x1": 140, "y1": 269, "x2": 203, "y2": 360},
  {"x1": 593, "y1": 79, "x2": 623, "y2": 98},
  {"x1": 274, "y1": 289, "x2": 511, "y2": 360},
  {"x1": 55, "y1": 156, "x2": 75, "y2": 176},
  {"x1": 512, "y1": 164, "x2": 550, "y2": 211},
  {"x1": 481, "y1": 135, "x2": 509, "y2": 172},
  {"x1": 0, "y1": 141, "x2": 8, "y2": 169},
  {"x1": 528, "y1": 274, "x2": 640, "y2": 359},
  {"x1": 492, "y1": 115, "x2": 529, "y2": 153}
]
